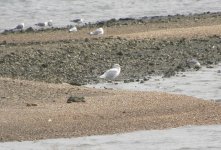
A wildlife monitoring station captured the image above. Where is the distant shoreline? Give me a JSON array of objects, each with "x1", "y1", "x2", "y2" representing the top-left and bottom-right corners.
[{"x1": 1, "y1": 11, "x2": 221, "y2": 35}]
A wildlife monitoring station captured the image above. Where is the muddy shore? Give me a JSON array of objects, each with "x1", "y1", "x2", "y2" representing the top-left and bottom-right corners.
[
  {"x1": 0, "y1": 77, "x2": 221, "y2": 142},
  {"x1": 0, "y1": 12, "x2": 221, "y2": 142},
  {"x1": 0, "y1": 12, "x2": 221, "y2": 85}
]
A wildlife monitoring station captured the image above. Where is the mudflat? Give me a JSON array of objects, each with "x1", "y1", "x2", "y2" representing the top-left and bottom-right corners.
[
  {"x1": 0, "y1": 77, "x2": 221, "y2": 142},
  {"x1": 0, "y1": 12, "x2": 221, "y2": 142}
]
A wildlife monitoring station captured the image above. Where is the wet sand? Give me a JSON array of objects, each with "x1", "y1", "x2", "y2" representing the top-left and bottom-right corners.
[
  {"x1": 0, "y1": 12, "x2": 221, "y2": 142},
  {"x1": 0, "y1": 77, "x2": 221, "y2": 142}
]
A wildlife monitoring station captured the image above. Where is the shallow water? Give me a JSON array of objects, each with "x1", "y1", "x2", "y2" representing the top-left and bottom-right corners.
[
  {"x1": 1, "y1": 125, "x2": 221, "y2": 150},
  {"x1": 87, "y1": 64, "x2": 221, "y2": 101},
  {"x1": 1, "y1": 65, "x2": 221, "y2": 149},
  {"x1": 0, "y1": 0, "x2": 221, "y2": 31}
]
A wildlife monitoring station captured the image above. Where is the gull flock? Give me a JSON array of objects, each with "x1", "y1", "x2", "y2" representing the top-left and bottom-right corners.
[
  {"x1": 13, "y1": 18, "x2": 104, "y2": 36},
  {"x1": 11, "y1": 19, "x2": 203, "y2": 83}
]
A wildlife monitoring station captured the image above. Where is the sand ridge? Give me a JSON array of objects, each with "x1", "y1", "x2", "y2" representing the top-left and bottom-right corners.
[{"x1": 0, "y1": 77, "x2": 221, "y2": 142}]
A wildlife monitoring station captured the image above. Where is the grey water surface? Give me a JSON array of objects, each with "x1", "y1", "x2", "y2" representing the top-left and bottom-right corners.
[
  {"x1": 87, "y1": 64, "x2": 221, "y2": 101},
  {"x1": 0, "y1": 0, "x2": 221, "y2": 31},
  {"x1": 1, "y1": 125, "x2": 221, "y2": 150}
]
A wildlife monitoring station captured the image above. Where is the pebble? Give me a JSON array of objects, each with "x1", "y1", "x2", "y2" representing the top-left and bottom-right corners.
[
  {"x1": 67, "y1": 96, "x2": 85, "y2": 103},
  {"x1": 140, "y1": 80, "x2": 144, "y2": 83}
]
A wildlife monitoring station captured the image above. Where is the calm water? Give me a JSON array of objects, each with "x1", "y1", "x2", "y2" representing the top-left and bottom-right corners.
[
  {"x1": 0, "y1": 0, "x2": 221, "y2": 31},
  {"x1": 87, "y1": 64, "x2": 221, "y2": 101},
  {"x1": 1, "y1": 125, "x2": 221, "y2": 150}
]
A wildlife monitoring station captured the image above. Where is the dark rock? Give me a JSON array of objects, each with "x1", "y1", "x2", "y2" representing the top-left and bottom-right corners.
[
  {"x1": 69, "y1": 81, "x2": 82, "y2": 86},
  {"x1": 41, "y1": 64, "x2": 48, "y2": 68},
  {"x1": 140, "y1": 80, "x2": 144, "y2": 83},
  {"x1": 85, "y1": 38, "x2": 89, "y2": 42},
  {"x1": 116, "y1": 51, "x2": 123, "y2": 56},
  {"x1": 206, "y1": 65, "x2": 214, "y2": 68},
  {"x1": 26, "y1": 103, "x2": 38, "y2": 107},
  {"x1": 119, "y1": 18, "x2": 135, "y2": 21},
  {"x1": 207, "y1": 60, "x2": 213, "y2": 64},
  {"x1": 1, "y1": 40, "x2": 7, "y2": 45},
  {"x1": 163, "y1": 68, "x2": 176, "y2": 78},
  {"x1": 26, "y1": 27, "x2": 34, "y2": 32},
  {"x1": 129, "y1": 78, "x2": 135, "y2": 82},
  {"x1": 143, "y1": 77, "x2": 149, "y2": 81},
  {"x1": 124, "y1": 79, "x2": 130, "y2": 83},
  {"x1": 67, "y1": 96, "x2": 85, "y2": 103}
]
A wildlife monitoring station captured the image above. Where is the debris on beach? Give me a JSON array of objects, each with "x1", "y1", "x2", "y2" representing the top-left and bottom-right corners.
[
  {"x1": 26, "y1": 103, "x2": 38, "y2": 107},
  {"x1": 67, "y1": 96, "x2": 85, "y2": 103}
]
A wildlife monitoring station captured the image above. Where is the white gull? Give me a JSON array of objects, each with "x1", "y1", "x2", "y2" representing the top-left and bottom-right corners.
[
  {"x1": 187, "y1": 58, "x2": 201, "y2": 69},
  {"x1": 70, "y1": 18, "x2": 84, "y2": 24},
  {"x1": 35, "y1": 20, "x2": 53, "y2": 27},
  {"x1": 15, "y1": 23, "x2": 24, "y2": 30},
  {"x1": 99, "y1": 64, "x2": 121, "y2": 80},
  {"x1": 69, "y1": 26, "x2": 77, "y2": 32},
  {"x1": 90, "y1": 28, "x2": 104, "y2": 35}
]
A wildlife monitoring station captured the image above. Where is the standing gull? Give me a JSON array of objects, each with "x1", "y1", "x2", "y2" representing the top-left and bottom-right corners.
[
  {"x1": 90, "y1": 27, "x2": 104, "y2": 35},
  {"x1": 15, "y1": 23, "x2": 24, "y2": 30},
  {"x1": 70, "y1": 18, "x2": 84, "y2": 24},
  {"x1": 187, "y1": 58, "x2": 201, "y2": 69},
  {"x1": 99, "y1": 64, "x2": 121, "y2": 81},
  {"x1": 35, "y1": 22, "x2": 48, "y2": 27},
  {"x1": 47, "y1": 20, "x2": 53, "y2": 26},
  {"x1": 69, "y1": 26, "x2": 77, "y2": 32},
  {"x1": 35, "y1": 20, "x2": 53, "y2": 27}
]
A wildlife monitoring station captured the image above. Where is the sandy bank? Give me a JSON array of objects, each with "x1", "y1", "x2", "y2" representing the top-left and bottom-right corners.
[{"x1": 0, "y1": 77, "x2": 221, "y2": 142}]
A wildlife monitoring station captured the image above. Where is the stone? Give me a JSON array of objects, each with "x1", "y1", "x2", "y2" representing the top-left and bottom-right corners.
[{"x1": 67, "y1": 96, "x2": 85, "y2": 103}]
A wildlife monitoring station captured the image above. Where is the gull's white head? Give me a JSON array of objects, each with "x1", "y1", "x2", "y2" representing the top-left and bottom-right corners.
[
  {"x1": 20, "y1": 23, "x2": 25, "y2": 27},
  {"x1": 98, "y1": 28, "x2": 104, "y2": 34},
  {"x1": 79, "y1": 18, "x2": 84, "y2": 23},
  {"x1": 113, "y1": 64, "x2": 120, "y2": 69}
]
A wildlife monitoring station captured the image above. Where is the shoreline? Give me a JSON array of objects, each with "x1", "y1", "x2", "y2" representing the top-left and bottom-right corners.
[
  {"x1": 0, "y1": 12, "x2": 221, "y2": 85},
  {"x1": 1, "y1": 11, "x2": 221, "y2": 35},
  {"x1": 0, "y1": 12, "x2": 221, "y2": 142},
  {"x1": 0, "y1": 77, "x2": 221, "y2": 142}
]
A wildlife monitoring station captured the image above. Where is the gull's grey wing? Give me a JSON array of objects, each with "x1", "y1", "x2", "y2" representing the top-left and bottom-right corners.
[{"x1": 103, "y1": 68, "x2": 119, "y2": 80}]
